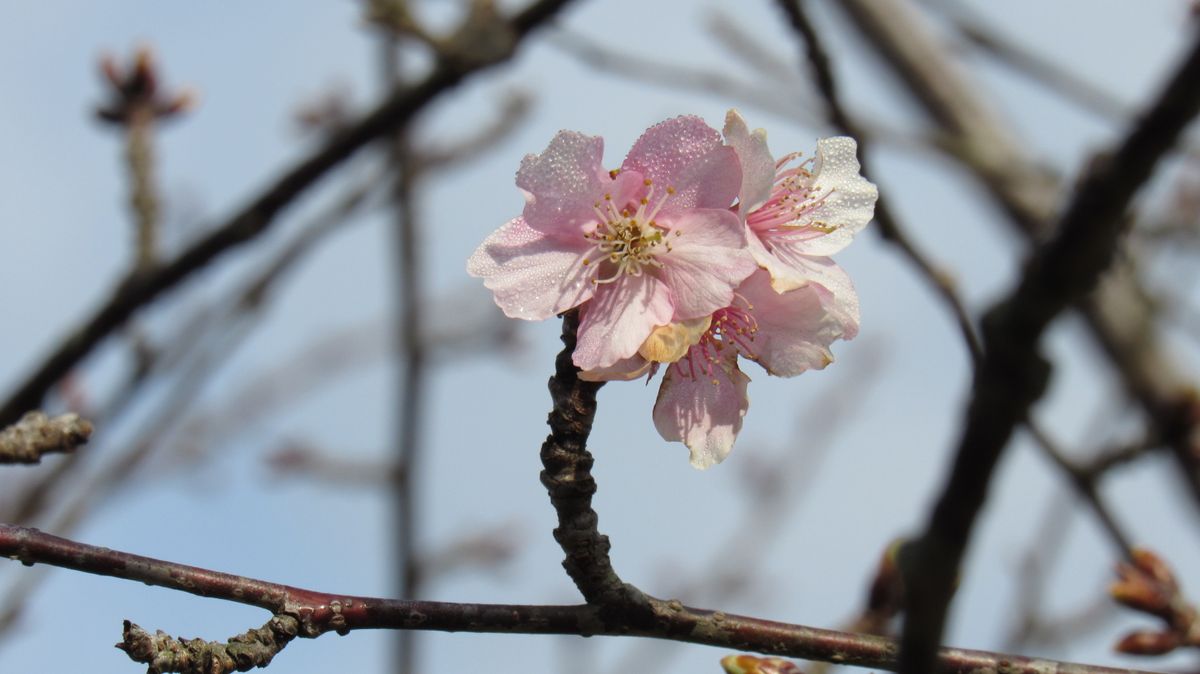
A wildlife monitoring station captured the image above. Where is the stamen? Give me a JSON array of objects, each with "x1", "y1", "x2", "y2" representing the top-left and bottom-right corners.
[{"x1": 579, "y1": 178, "x2": 679, "y2": 286}]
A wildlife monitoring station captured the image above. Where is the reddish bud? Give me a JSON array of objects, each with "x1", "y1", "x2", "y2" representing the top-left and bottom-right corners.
[
  {"x1": 1115, "y1": 630, "x2": 1179, "y2": 656},
  {"x1": 1132, "y1": 548, "x2": 1177, "y2": 588},
  {"x1": 867, "y1": 538, "x2": 905, "y2": 616},
  {"x1": 94, "y1": 45, "x2": 193, "y2": 127}
]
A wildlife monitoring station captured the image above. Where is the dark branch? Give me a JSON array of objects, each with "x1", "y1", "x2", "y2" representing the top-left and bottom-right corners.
[
  {"x1": 0, "y1": 524, "x2": 1165, "y2": 674},
  {"x1": 897, "y1": 24, "x2": 1200, "y2": 674},
  {"x1": 538, "y1": 311, "x2": 650, "y2": 617}
]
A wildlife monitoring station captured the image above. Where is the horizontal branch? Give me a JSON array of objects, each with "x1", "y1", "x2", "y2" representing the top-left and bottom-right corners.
[{"x1": 0, "y1": 524, "x2": 1163, "y2": 674}]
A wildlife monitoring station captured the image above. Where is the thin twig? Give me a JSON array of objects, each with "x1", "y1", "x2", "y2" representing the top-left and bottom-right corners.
[
  {"x1": 1024, "y1": 422, "x2": 1135, "y2": 556},
  {"x1": 380, "y1": 24, "x2": 425, "y2": 673},
  {"x1": 834, "y1": 0, "x2": 1200, "y2": 515}
]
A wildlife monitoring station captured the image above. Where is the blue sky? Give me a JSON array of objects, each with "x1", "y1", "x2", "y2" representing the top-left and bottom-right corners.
[{"x1": 1, "y1": 1, "x2": 1197, "y2": 672}]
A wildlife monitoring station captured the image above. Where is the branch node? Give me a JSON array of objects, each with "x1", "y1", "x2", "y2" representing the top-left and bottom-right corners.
[
  {"x1": 0, "y1": 411, "x2": 93, "y2": 465},
  {"x1": 118, "y1": 615, "x2": 300, "y2": 674}
]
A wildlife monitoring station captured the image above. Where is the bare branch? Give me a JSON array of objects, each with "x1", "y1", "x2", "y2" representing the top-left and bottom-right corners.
[
  {"x1": 774, "y1": 0, "x2": 983, "y2": 366},
  {"x1": 896, "y1": 23, "x2": 1200, "y2": 674},
  {"x1": 0, "y1": 524, "x2": 1168, "y2": 674}
]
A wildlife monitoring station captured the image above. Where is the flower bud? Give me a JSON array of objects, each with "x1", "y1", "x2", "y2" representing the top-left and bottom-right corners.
[{"x1": 1115, "y1": 630, "x2": 1179, "y2": 656}]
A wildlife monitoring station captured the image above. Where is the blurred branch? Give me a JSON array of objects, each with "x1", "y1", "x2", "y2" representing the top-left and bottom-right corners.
[
  {"x1": 380, "y1": 25, "x2": 424, "y2": 672},
  {"x1": 704, "y1": 9, "x2": 804, "y2": 83},
  {"x1": 548, "y1": 30, "x2": 818, "y2": 124},
  {"x1": 0, "y1": 524, "x2": 1169, "y2": 674},
  {"x1": 414, "y1": 91, "x2": 532, "y2": 171},
  {"x1": 775, "y1": 0, "x2": 983, "y2": 366},
  {"x1": 267, "y1": 441, "x2": 406, "y2": 487},
  {"x1": 0, "y1": 168, "x2": 383, "y2": 639},
  {"x1": 0, "y1": 163, "x2": 382, "y2": 531},
  {"x1": 919, "y1": 0, "x2": 1128, "y2": 122},
  {"x1": 97, "y1": 46, "x2": 195, "y2": 271},
  {"x1": 893, "y1": 21, "x2": 1200, "y2": 674},
  {"x1": 0, "y1": 412, "x2": 92, "y2": 465},
  {"x1": 1004, "y1": 493, "x2": 1117, "y2": 652},
  {"x1": 0, "y1": 0, "x2": 579, "y2": 430},
  {"x1": 1025, "y1": 422, "x2": 1134, "y2": 556},
  {"x1": 836, "y1": 0, "x2": 1060, "y2": 236},
  {"x1": 833, "y1": 0, "x2": 1200, "y2": 512}
]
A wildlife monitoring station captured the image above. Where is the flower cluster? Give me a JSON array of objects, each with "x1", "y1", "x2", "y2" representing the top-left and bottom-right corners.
[{"x1": 469, "y1": 110, "x2": 876, "y2": 468}]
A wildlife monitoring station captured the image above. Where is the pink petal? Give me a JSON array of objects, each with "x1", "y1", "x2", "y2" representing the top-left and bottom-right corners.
[
  {"x1": 574, "y1": 273, "x2": 674, "y2": 370},
  {"x1": 516, "y1": 130, "x2": 610, "y2": 233},
  {"x1": 467, "y1": 217, "x2": 594, "y2": 320},
  {"x1": 737, "y1": 270, "x2": 845, "y2": 376},
  {"x1": 622, "y1": 116, "x2": 739, "y2": 209},
  {"x1": 578, "y1": 353, "x2": 652, "y2": 382},
  {"x1": 757, "y1": 253, "x2": 860, "y2": 339},
  {"x1": 786, "y1": 136, "x2": 877, "y2": 256},
  {"x1": 656, "y1": 209, "x2": 757, "y2": 320},
  {"x1": 722, "y1": 110, "x2": 776, "y2": 213},
  {"x1": 666, "y1": 146, "x2": 742, "y2": 210},
  {"x1": 653, "y1": 350, "x2": 750, "y2": 469}
]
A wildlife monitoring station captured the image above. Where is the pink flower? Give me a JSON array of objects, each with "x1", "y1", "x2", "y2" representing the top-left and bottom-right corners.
[
  {"x1": 468, "y1": 116, "x2": 758, "y2": 370},
  {"x1": 584, "y1": 269, "x2": 847, "y2": 469},
  {"x1": 722, "y1": 110, "x2": 876, "y2": 338}
]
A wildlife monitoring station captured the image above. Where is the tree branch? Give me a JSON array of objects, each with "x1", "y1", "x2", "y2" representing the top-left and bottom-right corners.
[
  {"x1": 897, "y1": 24, "x2": 1200, "y2": 674},
  {"x1": 0, "y1": 0, "x2": 579, "y2": 430},
  {"x1": 834, "y1": 0, "x2": 1200, "y2": 515},
  {"x1": 538, "y1": 311, "x2": 650, "y2": 617},
  {"x1": 0, "y1": 524, "x2": 1166, "y2": 674}
]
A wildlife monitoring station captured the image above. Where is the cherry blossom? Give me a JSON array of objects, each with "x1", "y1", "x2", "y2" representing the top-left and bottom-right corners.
[
  {"x1": 584, "y1": 270, "x2": 847, "y2": 469},
  {"x1": 468, "y1": 116, "x2": 758, "y2": 370},
  {"x1": 722, "y1": 110, "x2": 876, "y2": 338}
]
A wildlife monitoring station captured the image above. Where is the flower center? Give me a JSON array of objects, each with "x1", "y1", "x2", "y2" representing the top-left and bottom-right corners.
[
  {"x1": 582, "y1": 179, "x2": 678, "y2": 285},
  {"x1": 746, "y1": 152, "x2": 837, "y2": 236},
  {"x1": 673, "y1": 297, "x2": 758, "y2": 384}
]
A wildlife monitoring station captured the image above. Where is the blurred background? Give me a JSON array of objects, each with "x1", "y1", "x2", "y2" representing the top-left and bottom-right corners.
[{"x1": 1, "y1": 1, "x2": 1198, "y2": 672}]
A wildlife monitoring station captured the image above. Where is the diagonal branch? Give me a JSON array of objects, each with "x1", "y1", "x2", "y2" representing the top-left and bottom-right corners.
[
  {"x1": 774, "y1": 0, "x2": 983, "y2": 366},
  {"x1": 0, "y1": 524, "x2": 1167, "y2": 674},
  {"x1": 0, "y1": 0, "x2": 579, "y2": 430},
  {"x1": 834, "y1": 0, "x2": 1200, "y2": 513},
  {"x1": 896, "y1": 24, "x2": 1200, "y2": 674}
]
